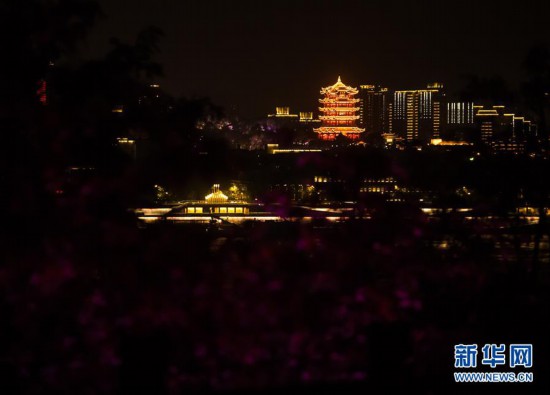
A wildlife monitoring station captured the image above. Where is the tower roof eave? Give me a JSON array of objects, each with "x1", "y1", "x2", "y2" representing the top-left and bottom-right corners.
[{"x1": 320, "y1": 77, "x2": 359, "y2": 95}]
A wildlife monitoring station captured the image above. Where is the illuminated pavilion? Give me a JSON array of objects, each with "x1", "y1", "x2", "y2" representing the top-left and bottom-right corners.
[
  {"x1": 314, "y1": 76, "x2": 365, "y2": 141},
  {"x1": 134, "y1": 184, "x2": 348, "y2": 224},
  {"x1": 205, "y1": 184, "x2": 229, "y2": 204}
]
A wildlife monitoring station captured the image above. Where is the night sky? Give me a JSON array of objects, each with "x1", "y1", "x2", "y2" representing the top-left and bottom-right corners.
[{"x1": 87, "y1": 0, "x2": 550, "y2": 118}]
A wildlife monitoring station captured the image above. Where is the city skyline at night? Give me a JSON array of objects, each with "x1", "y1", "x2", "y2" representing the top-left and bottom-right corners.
[{"x1": 88, "y1": 0, "x2": 550, "y2": 118}]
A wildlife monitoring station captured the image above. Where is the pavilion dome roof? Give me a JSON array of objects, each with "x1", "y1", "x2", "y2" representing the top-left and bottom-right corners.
[{"x1": 205, "y1": 184, "x2": 228, "y2": 203}]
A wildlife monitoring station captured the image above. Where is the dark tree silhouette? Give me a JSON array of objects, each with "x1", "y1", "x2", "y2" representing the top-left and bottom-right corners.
[
  {"x1": 521, "y1": 45, "x2": 550, "y2": 277},
  {"x1": 0, "y1": 0, "x2": 102, "y2": 113},
  {"x1": 522, "y1": 44, "x2": 550, "y2": 145}
]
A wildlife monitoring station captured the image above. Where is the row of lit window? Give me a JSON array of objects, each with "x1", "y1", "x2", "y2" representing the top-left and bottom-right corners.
[
  {"x1": 185, "y1": 207, "x2": 250, "y2": 214},
  {"x1": 314, "y1": 177, "x2": 344, "y2": 183},
  {"x1": 364, "y1": 178, "x2": 395, "y2": 183},
  {"x1": 360, "y1": 188, "x2": 387, "y2": 193},
  {"x1": 213, "y1": 207, "x2": 249, "y2": 214},
  {"x1": 321, "y1": 112, "x2": 358, "y2": 115},
  {"x1": 316, "y1": 177, "x2": 398, "y2": 184}
]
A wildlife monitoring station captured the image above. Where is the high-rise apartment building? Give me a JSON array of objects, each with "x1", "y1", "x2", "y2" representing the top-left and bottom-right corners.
[
  {"x1": 473, "y1": 105, "x2": 536, "y2": 153},
  {"x1": 358, "y1": 85, "x2": 390, "y2": 136},
  {"x1": 391, "y1": 83, "x2": 445, "y2": 142}
]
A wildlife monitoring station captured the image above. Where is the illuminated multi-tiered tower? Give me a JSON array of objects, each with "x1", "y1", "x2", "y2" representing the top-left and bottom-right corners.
[{"x1": 314, "y1": 77, "x2": 365, "y2": 140}]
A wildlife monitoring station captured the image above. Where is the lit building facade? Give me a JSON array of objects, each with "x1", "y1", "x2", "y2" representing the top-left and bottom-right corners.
[
  {"x1": 474, "y1": 106, "x2": 501, "y2": 144},
  {"x1": 473, "y1": 105, "x2": 536, "y2": 153},
  {"x1": 391, "y1": 83, "x2": 445, "y2": 142},
  {"x1": 443, "y1": 101, "x2": 476, "y2": 141},
  {"x1": 447, "y1": 102, "x2": 475, "y2": 126},
  {"x1": 314, "y1": 77, "x2": 365, "y2": 141},
  {"x1": 268, "y1": 107, "x2": 299, "y2": 119},
  {"x1": 358, "y1": 85, "x2": 390, "y2": 136}
]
